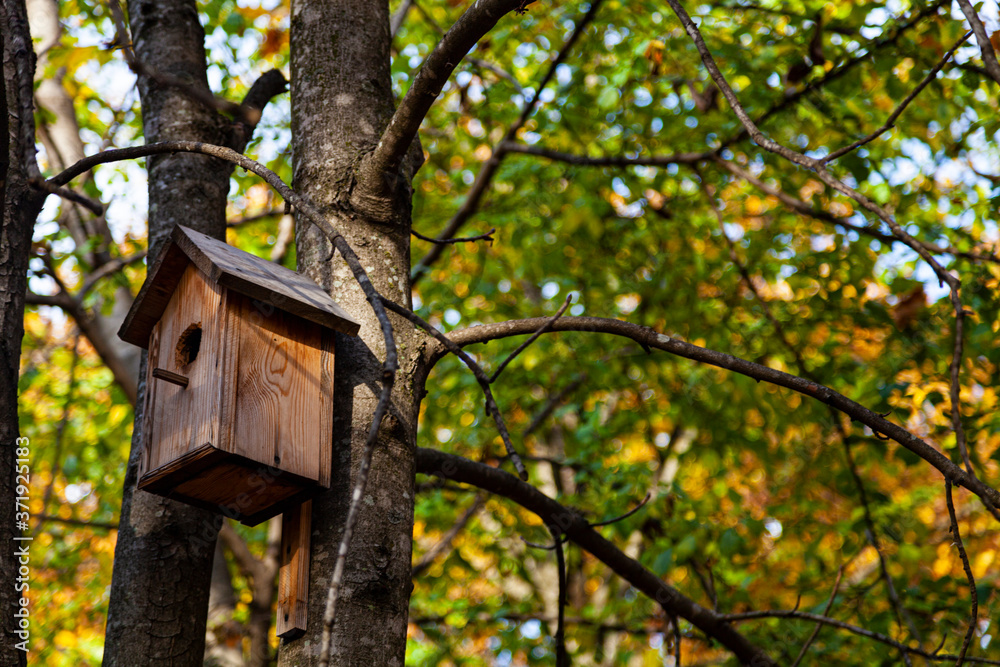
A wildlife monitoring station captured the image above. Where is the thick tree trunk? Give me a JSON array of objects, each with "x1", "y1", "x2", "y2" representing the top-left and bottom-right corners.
[
  {"x1": 278, "y1": 0, "x2": 420, "y2": 664},
  {"x1": 1, "y1": 2, "x2": 44, "y2": 665},
  {"x1": 103, "y1": 1, "x2": 235, "y2": 664}
]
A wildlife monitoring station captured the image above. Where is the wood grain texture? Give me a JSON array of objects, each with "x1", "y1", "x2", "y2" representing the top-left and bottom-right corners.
[
  {"x1": 139, "y1": 445, "x2": 323, "y2": 525},
  {"x1": 277, "y1": 501, "x2": 312, "y2": 638},
  {"x1": 224, "y1": 293, "x2": 331, "y2": 484},
  {"x1": 145, "y1": 265, "x2": 224, "y2": 473}
]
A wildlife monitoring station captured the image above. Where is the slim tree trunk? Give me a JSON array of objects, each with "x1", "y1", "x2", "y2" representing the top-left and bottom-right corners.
[
  {"x1": 1, "y1": 2, "x2": 45, "y2": 665},
  {"x1": 103, "y1": 1, "x2": 234, "y2": 664},
  {"x1": 278, "y1": 0, "x2": 420, "y2": 663}
]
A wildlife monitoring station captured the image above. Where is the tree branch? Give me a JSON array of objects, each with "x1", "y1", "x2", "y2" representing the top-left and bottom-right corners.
[
  {"x1": 414, "y1": 447, "x2": 777, "y2": 666},
  {"x1": 946, "y1": 480, "x2": 977, "y2": 666},
  {"x1": 357, "y1": 0, "x2": 537, "y2": 204},
  {"x1": 502, "y1": 141, "x2": 708, "y2": 167},
  {"x1": 411, "y1": 1, "x2": 604, "y2": 282},
  {"x1": 412, "y1": 494, "x2": 485, "y2": 578},
  {"x1": 822, "y1": 31, "x2": 971, "y2": 163},
  {"x1": 380, "y1": 296, "x2": 528, "y2": 480},
  {"x1": 438, "y1": 316, "x2": 1000, "y2": 518},
  {"x1": 955, "y1": 0, "x2": 1000, "y2": 85}
]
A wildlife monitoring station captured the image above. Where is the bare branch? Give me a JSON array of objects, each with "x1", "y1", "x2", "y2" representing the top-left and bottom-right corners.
[
  {"x1": 490, "y1": 294, "x2": 571, "y2": 383},
  {"x1": 390, "y1": 0, "x2": 416, "y2": 39},
  {"x1": 412, "y1": 1, "x2": 605, "y2": 282},
  {"x1": 713, "y1": 158, "x2": 1000, "y2": 265},
  {"x1": 28, "y1": 177, "x2": 103, "y2": 215},
  {"x1": 412, "y1": 494, "x2": 485, "y2": 578},
  {"x1": 411, "y1": 227, "x2": 495, "y2": 244},
  {"x1": 109, "y1": 0, "x2": 286, "y2": 133},
  {"x1": 467, "y1": 57, "x2": 525, "y2": 95},
  {"x1": 379, "y1": 296, "x2": 528, "y2": 480},
  {"x1": 415, "y1": 447, "x2": 777, "y2": 667},
  {"x1": 502, "y1": 141, "x2": 708, "y2": 167},
  {"x1": 589, "y1": 493, "x2": 650, "y2": 528},
  {"x1": 946, "y1": 480, "x2": 978, "y2": 666},
  {"x1": 359, "y1": 0, "x2": 539, "y2": 198},
  {"x1": 823, "y1": 31, "x2": 971, "y2": 163},
  {"x1": 719, "y1": 609, "x2": 1000, "y2": 665},
  {"x1": 955, "y1": 0, "x2": 1000, "y2": 84},
  {"x1": 440, "y1": 316, "x2": 1000, "y2": 518},
  {"x1": 318, "y1": 380, "x2": 394, "y2": 667},
  {"x1": 791, "y1": 568, "x2": 843, "y2": 667},
  {"x1": 79, "y1": 251, "x2": 147, "y2": 297}
]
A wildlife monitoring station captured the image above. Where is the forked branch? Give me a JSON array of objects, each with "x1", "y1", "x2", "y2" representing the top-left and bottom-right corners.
[{"x1": 438, "y1": 316, "x2": 1000, "y2": 518}]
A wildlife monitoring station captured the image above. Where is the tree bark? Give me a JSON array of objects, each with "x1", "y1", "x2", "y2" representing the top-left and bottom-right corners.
[
  {"x1": 103, "y1": 1, "x2": 236, "y2": 664},
  {"x1": 277, "y1": 0, "x2": 421, "y2": 664},
  {"x1": 1, "y1": 2, "x2": 44, "y2": 665}
]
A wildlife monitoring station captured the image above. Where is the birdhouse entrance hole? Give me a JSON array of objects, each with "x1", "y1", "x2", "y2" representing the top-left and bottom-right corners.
[{"x1": 176, "y1": 323, "x2": 202, "y2": 366}]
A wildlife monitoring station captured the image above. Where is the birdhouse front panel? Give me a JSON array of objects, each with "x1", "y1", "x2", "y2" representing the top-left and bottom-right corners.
[
  {"x1": 140, "y1": 264, "x2": 226, "y2": 478},
  {"x1": 120, "y1": 225, "x2": 360, "y2": 526}
]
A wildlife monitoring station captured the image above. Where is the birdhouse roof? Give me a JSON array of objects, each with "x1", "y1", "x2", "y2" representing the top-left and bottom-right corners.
[{"x1": 119, "y1": 225, "x2": 361, "y2": 347}]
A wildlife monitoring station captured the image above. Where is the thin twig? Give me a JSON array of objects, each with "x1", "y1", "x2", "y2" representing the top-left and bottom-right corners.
[
  {"x1": 28, "y1": 178, "x2": 103, "y2": 215},
  {"x1": 35, "y1": 332, "x2": 81, "y2": 532},
  {"x1": 589, "y1": 493, "x2": 650, "y2": 528},
  {"x1": 440, "y1": 316, "x2": 1000, "y2": 518},
  {"x1": 412, "y1": 494, "x2": 485, "y2": 578},
  {"x1": 955, "y1": 0, "x2": 1000, "y2": 84},
  {"x1": 823, "y1": 32, "x2": 972, "y2": 163},
  {"x1": 791, "y1": 567, "x2": 844, "y2": 667},
  {"x1": 946, "y1": 480, "x2": 978, "y2": 667},
  {"x1": 411, "y1": 0, "x2": 605, "y2": 282},
  {"x1": 551, "y1": 524, "x2": 569, "y2": 667},
  {"x1": 490, "y1": 294, "x2": 571, "y2": 383},
  {"x1": 411, "y1": 227, "x2": 495, "y2": 244},
  {"x1": 719, "y1": 609, "x2": 1000, "y2": 665},
  {"x1": 317, "y1": 380, "x2": 395, "y2": 667},
  {"x1": 379, "y1": 296, "x2": 528, "y2": 480},
  {"x1": 668, "y1": 0, "x2": 977, "y2": 499},
  {"x1": 78, "y1": 251, "x2": 147, "y2": 297}
]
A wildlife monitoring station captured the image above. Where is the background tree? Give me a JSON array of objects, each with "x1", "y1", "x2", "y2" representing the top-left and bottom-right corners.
[{"x1": 7, "y1": 0, "x2": 1000, "y2": 665}]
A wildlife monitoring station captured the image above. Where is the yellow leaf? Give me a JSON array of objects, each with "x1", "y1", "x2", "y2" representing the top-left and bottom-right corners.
[{"x1": 54, "y1": 630, "x2": 77, "y2": 648}]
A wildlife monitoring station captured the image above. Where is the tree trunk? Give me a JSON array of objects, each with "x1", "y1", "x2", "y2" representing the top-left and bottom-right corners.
[
  {"x1": 1, "y1": 2, "x2": 45, "y2": 665},
  {"x1": 277, "y1": 0, "x2": 420, "y2": 664},
  {"x1": 103, "y1": 1, "x2": 235, "y2": 664}
]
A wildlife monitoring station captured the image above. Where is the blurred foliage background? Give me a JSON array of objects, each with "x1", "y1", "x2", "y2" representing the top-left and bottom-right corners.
[{"x1": 20, "y1": 0, "x2": 1000, "y2": 664}]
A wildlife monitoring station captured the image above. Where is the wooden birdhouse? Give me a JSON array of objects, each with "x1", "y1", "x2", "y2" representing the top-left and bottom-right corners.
[{"x1": 118, "y1": 225, "x2": 360, "y2": 525}]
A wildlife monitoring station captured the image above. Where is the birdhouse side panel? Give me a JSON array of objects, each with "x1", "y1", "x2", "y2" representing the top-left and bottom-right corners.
[
  {"x1": 144, "y1": 265, "x2": 227, "y2": 474},
  {"x1": 217, "y1": 293, "x2": 333, "y2": 487}
]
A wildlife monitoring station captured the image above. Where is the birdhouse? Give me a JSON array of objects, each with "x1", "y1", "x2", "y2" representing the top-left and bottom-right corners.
[{"x1": 118, "y1": 225, "x2": 360, "y2": 525}]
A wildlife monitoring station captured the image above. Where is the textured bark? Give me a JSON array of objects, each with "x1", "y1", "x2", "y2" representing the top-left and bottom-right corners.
[
  {"x1": 277, "y1": 1, "x2": 421, "y2": 664},
  {"x1": 102, "y1": 1, "x2": 234, "y2": 664},
  {"x1": 1, "y1": 2, "x2": 44, "y2": 665}
]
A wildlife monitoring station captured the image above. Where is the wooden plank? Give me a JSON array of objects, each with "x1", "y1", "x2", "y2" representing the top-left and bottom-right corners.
[
  {"x1": 226, "y1": 293, "x2": 326, "y2": 484},
  {"x1": 317, "y1": 328, "x2": 335, "y2": 488},
  {"x1": 118, "y1": 241, "x2": 191, "y2": 347},
  {"x1": 277, "y1": 501, "x2": 311, "y2": 639},
  {"x1": 145, "y1": 266, "x2": 224, "y2": 473},
  {"x1": 172, "y1": 225, "x2": 360, "y2": 336},
  {"x1": 137, "y1": 322, "x2": 161, "y2": 480},
  {"x1": 138, "y1": 442, "x2": 227, "y2": 493}
]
